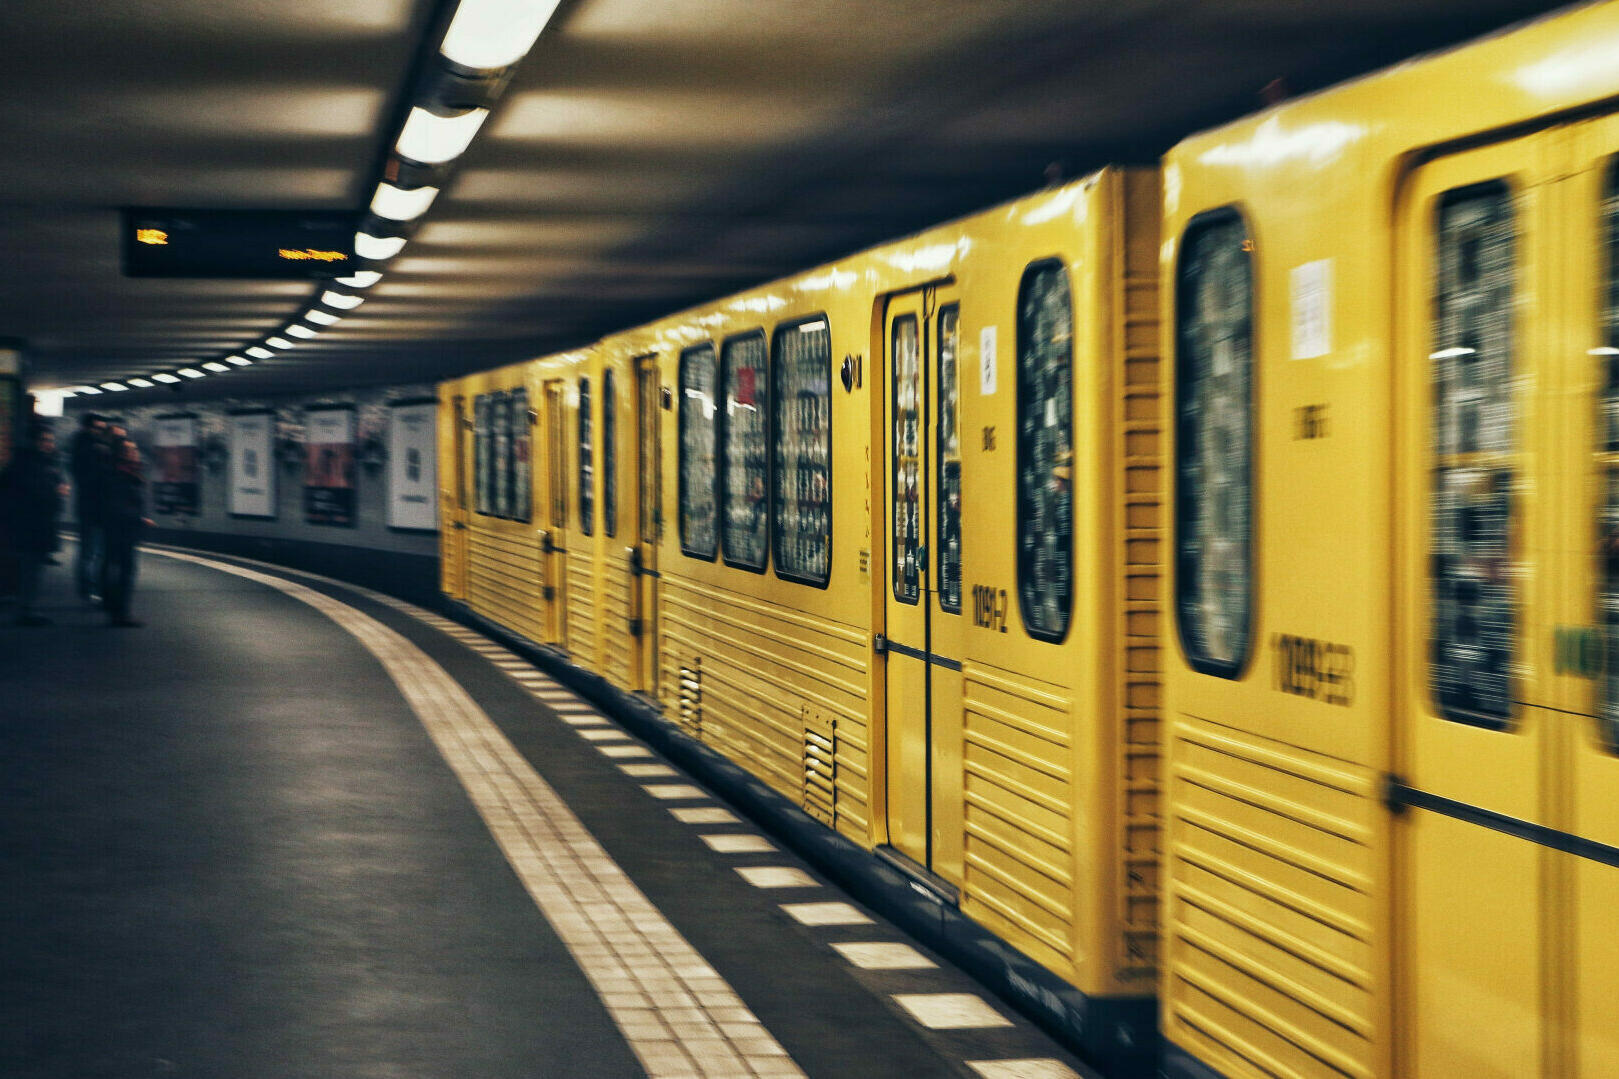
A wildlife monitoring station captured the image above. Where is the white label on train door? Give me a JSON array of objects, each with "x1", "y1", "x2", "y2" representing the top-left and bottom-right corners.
[
  {"x1": 979, "y1": 326, "x2": 997, "y2": 395},
  {"x1": 1290, "y1": 259, "x2": 1332, "y2": 359}
]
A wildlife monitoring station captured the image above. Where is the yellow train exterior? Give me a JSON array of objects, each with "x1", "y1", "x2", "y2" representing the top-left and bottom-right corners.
[
  {"x1": 1162, "y1": 3, "x2": 1619, "y2": 1078},
  {"x1": 439, "y1": 167, "x2": 1166, "y2": 1064}
]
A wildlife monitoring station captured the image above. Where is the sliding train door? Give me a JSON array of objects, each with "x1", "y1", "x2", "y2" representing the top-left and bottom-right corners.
[
  {"x1": 541, "y1": 378, "x2": 569, "y2": 648},
  {"x1": 632, "y1": 355, "x2": 663, "y2": 696},
  {"x1": 440, "y1": 393, "x2": 470, "y2": 600},
  {"x1": 879, "y1": 285, "x2": 964, "y2": 883}
]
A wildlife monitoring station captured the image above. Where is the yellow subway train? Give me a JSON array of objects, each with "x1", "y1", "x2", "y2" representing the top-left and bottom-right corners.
[{"x1": 438, "y1": 4, "x2": 1619, "y2": 1075}]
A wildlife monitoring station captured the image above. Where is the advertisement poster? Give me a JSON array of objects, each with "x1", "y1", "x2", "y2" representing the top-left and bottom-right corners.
[
  {"x1": 387, "y1": 399, "x2": 438, "y2": 531},
  {"x1": 228, "y1": 410, "x2": 276, "y2": 518},
  {"x1": 152, "y1": 413, "x2": 199, "y2": 516},
  {"x1": 303, "y1": 406, "x2": 355, "y2": 526}
]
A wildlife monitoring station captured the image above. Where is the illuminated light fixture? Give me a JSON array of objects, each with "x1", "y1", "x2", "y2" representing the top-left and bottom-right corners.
[
  {"x1": 370, "y1": 183, "x2": 438, "y2": 222},
  {"x1": 100, "y1": 382, "x2": 130, "y2": 391},
  {"x1": 286, "y1": 324, "x2": 319, "y2": 339},
  {"x1": 440, "y1": 0, "x2": 563, "y2": 70},
  {"x1": 202, "y1": 361, "x2": 230, "y2": 373},
  {"x1": 246, "y1": 346, "x2": 275, "y2": 360},
  {"x1": 305, "y1": 308, "x2": 341, "y2": 326},
  {"x1": 266, "y1": 336, "x2": 293, "y2": 349},
  {"x1": 335, "y1": 270, "x2": 382, "y2": 288},
  {"x1": 178, "y1": 368, "x2": 205, "y2": 379},
  {"x1": 73, "y1": 385, "x2": 103, "y2": 395},
  {"x1": 151, "y1": 373, "x2": 182, "y2": 384},
  {"x1": 321, "y1": 290, "x2": 365, "y2": 310},
  {"x1": 127, "y1": 378, "x2": 154, "y2": 388},
  {"x1": 225, "y1": 355, "x2": 252, "y2": 366},
  {"x1": 354, "y1": 232, "x2": 406, "y2": 260},
  {"x1": 395, "y1": 106, "x2": 487, "y2": 165}
]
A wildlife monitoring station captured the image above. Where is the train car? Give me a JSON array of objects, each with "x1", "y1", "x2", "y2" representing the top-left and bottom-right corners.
[
  {"x1": 439, "y1": 167, "x2": 1165, "y2": 1065},
  {"x1": 1160, "y1": 4, "x2": 1619, "y2": 1076}
]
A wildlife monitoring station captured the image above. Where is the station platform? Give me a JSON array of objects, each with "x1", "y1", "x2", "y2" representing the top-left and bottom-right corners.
[{"x1": 2, "y1": 542, "x2": 1099, "y2": 1079}]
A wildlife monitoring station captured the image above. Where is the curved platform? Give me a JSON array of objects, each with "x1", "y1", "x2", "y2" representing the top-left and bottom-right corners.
[{"x1": 2, "y1": 545, "x2": 1097, "y2": 1079}]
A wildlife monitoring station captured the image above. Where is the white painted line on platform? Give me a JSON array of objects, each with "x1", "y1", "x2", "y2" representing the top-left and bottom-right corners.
[
  {"x1": 599, "y1": 744, "x2": 654, "y2": 759},
  {"x1": 734, "y1": 867, "x2": 817, "y2": 889},
  {"x1": 620, "y1": 764, "x2": 678, "y2": 778},
  {"x1": 670, "y1": 807, "x2": 739, "y2": 825},
  {"x1": 966, "y1": 1060, "x2": 1083, "y2": 1079},
  {"x1": 892, "y1": 994, "x2": 1012, "y2": 1030},
  {"x1": 643, "y1": 784, "x2": 708, "y2": 801},
  {"x1": 779, "y1": 902, "x2": 872, "y2": 927},
  {"x1": 699, "y1": 834, "x2": 775, "y2": 854},
  {"x1": 829, "y1": 942, "x2": 936, "y2": 970},
  {"x1": 558, "y1": 715, "x2": 608, "y2": 727},
  {"x1": 579, "y1": 728, "x2": 630, "y2": 742}
]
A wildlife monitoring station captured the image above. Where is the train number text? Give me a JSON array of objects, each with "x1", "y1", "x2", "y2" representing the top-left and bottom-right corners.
[
  {"x1": 1294, "y1": 403, "x2": 1330, "y2": 439},
  {"x1": 972, "y1": 585, "x2": 1009, "y2": 632},
  {"x1": 1271, "y1": 633, "x2": 1354, "y2": 706}
]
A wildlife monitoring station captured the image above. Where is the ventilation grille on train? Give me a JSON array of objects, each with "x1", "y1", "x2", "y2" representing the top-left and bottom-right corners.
[
  {"x1": 677, "y1": 657, "x2": 702, "y2": 736},
  {"x1": 803, "y1": 709, "x2": 836, "y2": 826}
]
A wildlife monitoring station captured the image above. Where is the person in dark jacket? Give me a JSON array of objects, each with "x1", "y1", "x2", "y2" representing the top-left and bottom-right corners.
[
  {"x1": 68, "y1": 411, "x2": 108, "y2": 600},
  {"x1": 1, "y1": 424, "x2": 65, "y2": 626},
  {"x1": 101, "y1": 437, "x2": 153, "y2": 628}
]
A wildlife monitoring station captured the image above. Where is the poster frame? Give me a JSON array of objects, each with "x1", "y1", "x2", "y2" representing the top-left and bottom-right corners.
[
  {"x1": 227, "y1": 407, "x2": 278, "y2": 520},
  {"x1": 387, "y1": 396, "x2": 439, "y2": 533}
]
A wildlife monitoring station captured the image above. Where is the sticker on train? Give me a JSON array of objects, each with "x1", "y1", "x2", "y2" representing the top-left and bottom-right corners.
[
  {"x1": 972, "y1": 584, "x2": 1009, "y2": 632},
  {"x1": 1270, "y1": 633, "x2": 1354, "y2": 706}
]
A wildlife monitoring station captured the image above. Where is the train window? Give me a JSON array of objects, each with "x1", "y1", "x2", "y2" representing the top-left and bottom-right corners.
[
  {"x1": 772, "y1": 316, "x2": 832, "y2": 586},
  {"x1": 1430, "y1": 182, "x2": 1517, "y2": 729},
  {"x1": 638, "y1": 360, "x2": 661, "y2": 544},
  {"x1": 510, "y1": 386, "x2": 531, "y2": 523},
  {"x1": 721, "y1": 331, "x2": 769, "y2": 571},
  {"x1": 578, "y1": 377, "x2": 594, "y2": 536},
  {"x1": 495, "y1": 392, "x2": 514, "y2": 519},
  {"x1": 679, "y1": 344, "x2": 719, "y2": 560},
  {"x1": 603, "y1": 369, "x2": 617, "y2": 538},
  {"x1": 1175, "y1": 211, "x2": 1253, "y2": 677},
  {"x1": 937, "y1": 304, "x2": 962, "y2": 614},
  {"x1": 892, "y1": 313, "x2": 921, "y2": 604},
  {"x1": 1604, "y1": 160, "x2": 1619, "y2": 752},
  {"x1": 473, "y1": 393, "x2": 490, "y2": 516},
  {"x1": 1017, "y1": 261, "x2": 1074, "y2": 642}
]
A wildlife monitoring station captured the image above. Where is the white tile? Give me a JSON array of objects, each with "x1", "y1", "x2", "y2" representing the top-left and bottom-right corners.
[
  {"x1": 698, "y1": 834, "x2": 775, "y2": 854},
  {"x1": 829, "y1": 942, "x2": 936, "y2": 970},
  {"x1": 734, "y1": 866, "x2": 817, "y2": 889},
  {"x1": 643, "y1": 784, "x2": 708, "y2": 800},
  {"x1": 600, "y1": 744, "x2": 654, "y2": 759},
  {"x1": 779, "y1": 902, "x2": 872, "y2": 927},
  {"x1": 965, "y1": 1061, "x2": 1084, "y2": 1079},
  {"x1": 580, "y1": 728, "x2": 630, "y2": 741},
  {"x1": 670, "y1": 807, "x2": 739, "y2": 824},
  {"x1": 620, "y1": 764, "x2": 678, "y2": 777},
  {"x1": 891, "y1": 994, "x2": 1012, "y2": 1030}
]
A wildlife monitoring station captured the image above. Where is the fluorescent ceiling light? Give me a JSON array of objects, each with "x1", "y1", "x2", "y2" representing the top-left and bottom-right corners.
[
  {"x1": 127, "y1": 378, "x2": 154, "y2": 388},
  {"x1": 225, "y1": 356, "x2": 252, "y2": 366},
  {"x1": 286, "y1": 324, "x2": 318, "y2": 339},
  {"x1": 395, "y1": 106, "x2": 487, "y2": 165},
  {"x1": 440, "y1": 0, "x2": 563, "y2": 70},
  {"x1": 178, "y1": 368, "x2": 205, "y2": 379},
  {"x1": 151, "y1": 373, "x2": 182, "y2": 384},
  {"x1": 335, "y1": 270, "x2": 382, "y2": 288},
  {"x1": 370, "y1": 183, "x2": 438, "y2": 222},
  {"x1": 321, "y1": 290, "x2": 365, "y2": 310},
  {"x1": 354, "y1": 232, "x2": 406, "y2": 260},
  {"x1": 100, "y1": 382, "x2": 130, "y2": 391},
  {"x1": 73, "y1": 385, "x2": 103, "y2": 395},
  {"x1": 202, "y1": 362, "x2": 230, "y2": 372},
  {"x1": 266, "y1": 336, "x2": 293, "y2": 349},
  {"x1": 305, "y1": 309, "x2": 341, "y2": 326},
  {"x1": 246, "y1": 347, "x2": 275, "y2": 360}
]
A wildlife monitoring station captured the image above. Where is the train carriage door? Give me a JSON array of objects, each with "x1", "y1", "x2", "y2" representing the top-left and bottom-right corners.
[
  {"x1": 541, "y1": 378, "x2": 569, "y2": 648},
  {"x1": 441, "y1": 393, "x2": 470, "y2": 600},
  {"x1": 633, "y1": 355, "x2": 662, "y2": 696},
  {"x1": 880, "y1": 285, "x2": 964, "y2": 883},
  {"x1": 1393, "y1": 135, "x2": 1556, "y2": 1078}
]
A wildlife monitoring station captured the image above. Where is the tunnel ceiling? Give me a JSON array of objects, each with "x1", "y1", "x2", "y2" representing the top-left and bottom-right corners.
[{"x1": 4, "y1": 0, "x2": 1571, "y2": 403}]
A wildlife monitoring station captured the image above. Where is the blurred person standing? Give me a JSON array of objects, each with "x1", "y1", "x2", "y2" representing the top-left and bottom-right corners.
[
  {"x1": 68, "y1": 411, "x2": 108, "y2": 600},
  {"x1": 101, "y1": 437, "x2": 153, "y2": 628},
  {"x1": 0, "y1": 424, "x2": 65, "y2": 626}
]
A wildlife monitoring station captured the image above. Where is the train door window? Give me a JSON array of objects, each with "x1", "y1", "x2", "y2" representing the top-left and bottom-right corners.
[
  {"x1": 1175, "y1": 210, "x2": 1254, "y2": 677},
  {"x1": 1017, "y1": 261, "x2": 1074, "y2": 642},
  {"x1": 937, "y1": 304, "x2": 963, "y2": 613},
  {"x1": 1601, "y1": 160, "x2": 1619, "y2": 750},
  {"x1": 892, "y1": 313, "x2": 921, "y2": 603},
  {"x1": 603, "y1": 369, "x2": 617, "y2": 538},
  {"x1": 721, "y1": 331, "x2": 769, "y2": 571},
  {"x1": 772, "y1": 316, "x2": 831, "y2": 586},
  {"x1": 578, "y1": 377, "x2": 594, "y2": 535},
  {"x1": 639, "y1": 360, "x2": 662, "y2": 544},
  {"x1": 679, "y1": 344, "x2": 718, "y2": 559},
  {"x1": 511, "y1": 386, "x2": 531, "y2": 523},
  {"x1": 548, "y1": 385, "x2": 567, "y2": 530},
  {"x1": 473, "y1": 394, "x2": 490, "y2": 515},
  {"x1": 1431, "y1": 182, "x2": 1517, "y2": 728}
]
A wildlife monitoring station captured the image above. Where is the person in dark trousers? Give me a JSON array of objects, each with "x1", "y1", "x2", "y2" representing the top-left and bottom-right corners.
[
  {"x1": 1, "y1": 424, "x2": 65, "y2": 626},
  {"x1": 68, "y1": 411, "x2": 108, "y2": 600},
  {"x1": 101, "y1": 437, "x2": 152, "y2": 628}
]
